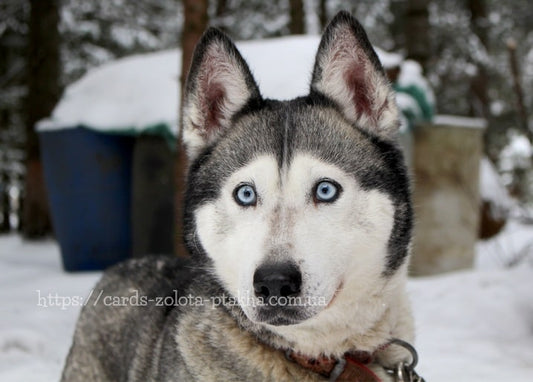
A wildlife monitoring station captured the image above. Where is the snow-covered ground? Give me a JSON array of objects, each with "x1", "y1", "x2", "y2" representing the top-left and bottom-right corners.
[{"x1": 1, "y1": 227, "x2": 532, "y2": 381}]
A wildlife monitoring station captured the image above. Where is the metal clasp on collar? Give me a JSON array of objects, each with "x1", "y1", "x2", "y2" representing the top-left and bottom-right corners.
[
  {"x1": 328, "y1": 357, "x2": 346, "y2": 382},
  {"x1": 384, "y1": 339, "x2": 425, "y2": 382}
]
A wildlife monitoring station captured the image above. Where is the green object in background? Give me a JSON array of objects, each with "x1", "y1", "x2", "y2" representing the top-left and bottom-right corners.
[{"x1": 394, "y1": 83, "x2": 435, "y2": 130}]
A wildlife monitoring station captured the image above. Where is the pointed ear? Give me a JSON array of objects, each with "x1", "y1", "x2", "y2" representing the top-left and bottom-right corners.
[
  {"x1": 182, "y1": 28, "x2": 261, "y2": 160},
  {"x1": 311, "y1": 11, "x2": 399, "y2": 139}
]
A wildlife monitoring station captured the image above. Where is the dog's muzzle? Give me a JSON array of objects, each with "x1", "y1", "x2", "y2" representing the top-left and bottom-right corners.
[{"x1": 252, "y1": 262, "x2": 305, "y2": 326}]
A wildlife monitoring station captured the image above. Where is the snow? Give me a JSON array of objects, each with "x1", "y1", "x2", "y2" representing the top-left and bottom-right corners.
[
  {"x1": 395, "y1": 92, "x2": 422, "y2": 119},
  {"x1": 476, "y1": 220, "x2": 533, "y2": 269},
  {"x1": 37, "y1": 36, "x2": 425, "y2": 135},
  {"x1": 239, "y1": 36, "x2": 319, "y2": 100},
  {"x1": 500, "y1": 132, "x2": 533, "y2": 172},
  {"x1": 1, "y1": 228, "x2": 533, "y2": 381},
  {"x1": 433, "y1": 114, "x2": 487, "y2": 129},
  {"x1": 397, "y1": 60, "x2": 436, "y2": 106},
  {"x1": 374, "y1": 47, "x2": 403, "y2": 69},
  {"x1": 0, "y1": 235, "x2": 99, "y2": 381},
  {"x1": 490, "y1": 100, "x2": 505, "y2": 116},
  {"x1": 479, "y1": 157, "x2": 513, "y2": 218},
  {"x1": 411, "y1": 266, "x2": 533, "y2": 381},
  {"x1": 37, "y1": 49, "x2": 180, "y2": 135}
]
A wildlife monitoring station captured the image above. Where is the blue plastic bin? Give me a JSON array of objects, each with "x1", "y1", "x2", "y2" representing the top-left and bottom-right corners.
[{"x1": 39, "y1": 126, "x2": 134, "y2": 271}]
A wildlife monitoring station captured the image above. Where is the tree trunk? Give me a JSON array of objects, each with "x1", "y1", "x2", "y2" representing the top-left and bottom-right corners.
[
  {"x1": 318, "y1": 0, "x2": 328, "y2": 31},
  {"x1": 1, "y1": 115, "x2": 10, "y2": 232},
  {"x1": 467, "y1": 0, "x2": 498, "y2": 161},
  {"x1": 405, "y1": 0, "x2": 431, "y2": 74},
  {"x1": 23, "y1": 0, "x2": 61, "y2": 238},
  {"x1": 215, "y1": 0, "x2": 228, "y2": 20},
  {"x1": 1, "y1": 110, "x2": 9, "y2": 232},
  {"x1": 506, "y1": 39, "x2": 531, "y2": 142},
  {"x1": 468, "y1": 0, "x2": 490, "y2": 119},
  {"x1": 176, "y1": 0, "x2": 208, "y2": 256},
  {"x1": 180, "y1": 0, "x2": 208, "y2": 95},
  {"x1": 289, "y1": 0, "x2": 305, "y2": 35},
  {"x1": 212, "y1": 0, "x2": 228, "y2": 33},
  {"x1": 215, "y1": 0, "x2": 228, "y2": 18},
  {"x1": 388, "y1": 0, "x2": 407, "y2": 51}
]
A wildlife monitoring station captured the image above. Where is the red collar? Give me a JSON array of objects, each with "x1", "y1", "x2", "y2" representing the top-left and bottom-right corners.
[{"x1": 286, "y1": 346, "x2": 388, "y2": 382}]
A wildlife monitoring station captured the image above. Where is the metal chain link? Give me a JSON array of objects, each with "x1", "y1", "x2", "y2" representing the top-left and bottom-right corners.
[
  {"x1": 384, "y1": 339, "x2": 426, "y2": 382},
  {"x1": 393, "y1": 362, "x2": 425, "y2": 382}
]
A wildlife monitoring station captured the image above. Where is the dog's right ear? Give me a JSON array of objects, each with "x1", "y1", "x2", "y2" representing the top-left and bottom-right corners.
[
  {"x1": 310, "y1": 11, "x2": 400, "y2": 140},
  {"x1": 181, "y1": 28, "x2": 261, "y2": 160}
]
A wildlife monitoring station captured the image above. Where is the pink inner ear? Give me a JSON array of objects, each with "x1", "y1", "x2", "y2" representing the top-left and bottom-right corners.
[
  {"x1": 197, "y1": 46, "x2": 227, "y2": 138},
  {"x1": 344, "y1": 61, "x2": 373, "y2": 119},
  {"x1": 203, "y1": 82, "x2": 226, "y2": 137}
]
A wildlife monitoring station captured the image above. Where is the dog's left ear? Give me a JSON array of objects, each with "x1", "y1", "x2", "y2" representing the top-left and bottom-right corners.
[
  {"x1": 311, "y1": 11, "x2": 399, "y2": 139},
  {"x1": 182, "y1": 28, "x2": 262, "y2": 160}
]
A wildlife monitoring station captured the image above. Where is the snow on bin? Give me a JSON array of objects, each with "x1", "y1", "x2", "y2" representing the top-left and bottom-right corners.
[{"x1": 37, "y1": 50, "x2": 179, "y2": 271}]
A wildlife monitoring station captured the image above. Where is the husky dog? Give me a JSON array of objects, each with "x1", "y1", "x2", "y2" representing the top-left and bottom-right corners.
[{"x1": 62, "y1": 11, "x2": 418, "y2": 382}]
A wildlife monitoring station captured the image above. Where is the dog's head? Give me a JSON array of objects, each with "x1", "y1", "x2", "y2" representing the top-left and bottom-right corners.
[{"x1": 182, "y1": 12, "x2": 412, "y2": 329}]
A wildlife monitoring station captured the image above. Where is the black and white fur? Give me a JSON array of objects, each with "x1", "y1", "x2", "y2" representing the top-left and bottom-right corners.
[{"x1": 62, "y1": 11, "x2": 414, "y2": 382}]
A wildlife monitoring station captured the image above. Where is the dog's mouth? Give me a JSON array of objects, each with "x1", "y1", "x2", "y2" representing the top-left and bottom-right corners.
[
  {"x1": 251, "y1": 283, "x2": 344, "y2": 326},
  {"x1": 242, "y1": 273, "x2": 345, "y2": 326},
  {"x1": 254, "y1": 306, "x2": 308, "y2": 326}
]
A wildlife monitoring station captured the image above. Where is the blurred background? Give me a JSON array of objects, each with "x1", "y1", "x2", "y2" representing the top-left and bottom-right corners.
[{"x1": 1, "y1": 0, "x2": 532, "y2": 274}]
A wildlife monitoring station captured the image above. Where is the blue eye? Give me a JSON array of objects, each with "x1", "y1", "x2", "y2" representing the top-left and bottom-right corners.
[
  {"x1": 234, "y1": 184, "x2": 257, "y2": 206},
  {"x1": 314, "y1": 180, "x2": 341, "y2": 203}
]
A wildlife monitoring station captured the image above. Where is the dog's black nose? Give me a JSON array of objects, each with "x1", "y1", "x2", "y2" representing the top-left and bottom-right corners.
[{"x1": 253, "y1": 262, "x2": 302, "y2": 300}]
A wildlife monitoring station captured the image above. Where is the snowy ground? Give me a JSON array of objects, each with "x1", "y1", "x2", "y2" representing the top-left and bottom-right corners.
[{"x1": 1, "y1": 226, "x2": 532, "y2": 381}]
